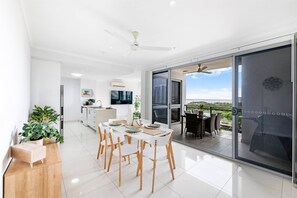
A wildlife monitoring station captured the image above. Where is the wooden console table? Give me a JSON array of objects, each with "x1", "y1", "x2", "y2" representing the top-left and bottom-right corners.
[{"x1": 4, "y1": 143, "x2": 62, "y2": 198}]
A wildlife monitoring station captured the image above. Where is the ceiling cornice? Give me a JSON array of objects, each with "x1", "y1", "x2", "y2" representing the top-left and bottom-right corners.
[{"x1": 31, "y1": 46, "x2": 135, "y2": 73}]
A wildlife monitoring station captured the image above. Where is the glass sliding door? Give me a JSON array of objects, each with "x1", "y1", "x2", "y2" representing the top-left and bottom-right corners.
[
  {"x1": 152, "y1": 71, "x2": 170, "y2": 124},
  {"x1": 293, "y1": 33, "x2": 297, "y2": 183},
  {"x1": 171, "y1": 80, "x2": 182, "y2": 123},
  {"x1": 234, "y1": 45, "x2": 293, "y2": 175}
]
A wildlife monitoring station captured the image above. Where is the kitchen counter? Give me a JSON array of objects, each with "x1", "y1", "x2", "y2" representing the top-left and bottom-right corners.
[{"x1": 81, "y1": 106, "x2": 116, "y2": 130}]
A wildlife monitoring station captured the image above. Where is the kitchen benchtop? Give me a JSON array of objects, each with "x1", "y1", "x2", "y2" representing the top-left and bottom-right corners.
[
  {"x1": 82, "y1": 105, "x2": 114, "y2": 110},
  {"x1": 82, "y1": 105, "x2": 103, "y2": 108}
]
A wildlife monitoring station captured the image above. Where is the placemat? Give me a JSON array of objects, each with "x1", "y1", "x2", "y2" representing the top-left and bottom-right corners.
[{"x1": 142, "y1": 127, "x2": 165, "y2": 136}]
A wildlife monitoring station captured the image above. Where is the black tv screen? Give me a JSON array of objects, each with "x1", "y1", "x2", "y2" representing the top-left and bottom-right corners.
[{"x1": 111, "y1": 90, "x2": 133, "y2": 105}]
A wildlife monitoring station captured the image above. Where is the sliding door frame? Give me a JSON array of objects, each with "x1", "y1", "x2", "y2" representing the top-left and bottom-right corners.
[
  {"x1": 292, "y1": 33, "x2": 297, "y2": 184},
  {"x1": 232, "y1": 40, "x2": 294, "y2": 176}
]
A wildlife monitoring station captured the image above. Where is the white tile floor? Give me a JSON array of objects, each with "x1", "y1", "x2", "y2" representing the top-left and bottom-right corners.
[{"x1": 60, "y1": 121, "x2": 296, "y2": 198}]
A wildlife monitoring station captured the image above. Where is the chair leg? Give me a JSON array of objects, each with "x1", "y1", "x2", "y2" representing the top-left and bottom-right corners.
[
  {"x1": 107, "y1": 148, "x2": 113, "y2": 172},
  {"x1": 97, "y1": 144, "x2": 101, "y2": 159},
  {"x1": 152, "y1": 159, "x2": 156, "y2": 193},
  {"x1": 170, "y1": 144, "x2": 176, "y2": 170},
  {"x1": 128, "y1": 155, "x2": 130, "y2": 164},
  {"x1": 119, "y1": 155, "x2": 122, "y2": 187},
  {"x1": 136, "y1": 152, "x2": 140, "y2": 176},
  {"x1": 100, "y1": 145, "x2": 104, "y2": 154},
  {"x1": 104, "y1": 145, "x2": 107, "y2": 169},
  {"x1": 167, "y1": 151, "x2": 175, "y2": 180}
]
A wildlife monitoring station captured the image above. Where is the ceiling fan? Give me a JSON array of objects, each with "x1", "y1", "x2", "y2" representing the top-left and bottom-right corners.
[
  {"x1": 105, "y1": 29, "x2": 174, "y2": 51},
  {"x1": 183, "y1": 64, "x2": 212, "y2": 74}
]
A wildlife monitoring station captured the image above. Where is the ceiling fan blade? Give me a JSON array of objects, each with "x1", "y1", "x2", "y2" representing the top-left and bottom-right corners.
[
  {"x1": 139, "y1": 46, "x2": 173, "y2": 51},
  {"x1": 201, "y1": 66, "x2": 207, "y2": 71},
  {"x1": 104, "y1": 29, "x2": 131, "y2": 46}
]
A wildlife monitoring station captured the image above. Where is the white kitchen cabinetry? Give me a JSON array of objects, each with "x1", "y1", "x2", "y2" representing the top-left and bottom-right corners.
[
  {"x1": 95, "y1": 109, "x2": 117, "y2": 130},
  {"x1": 81, "y1": 107, "x2": 117, "y2": 130},
  {"x1": 87, "y1": 108, "x2": 97, "y2": 130},
  {"x1": 82, "y1": 107, "x2": 88, "y2": 126}
]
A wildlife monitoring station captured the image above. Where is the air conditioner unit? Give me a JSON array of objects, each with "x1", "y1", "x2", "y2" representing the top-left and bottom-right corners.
[{"x1": 111, "y1": 81, "x2": 126, "y2": 87}]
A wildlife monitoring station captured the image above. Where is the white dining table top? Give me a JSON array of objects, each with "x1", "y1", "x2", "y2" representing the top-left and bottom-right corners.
[{"x1": 103, "y1": 122, "x2": 173, "y2": 141}]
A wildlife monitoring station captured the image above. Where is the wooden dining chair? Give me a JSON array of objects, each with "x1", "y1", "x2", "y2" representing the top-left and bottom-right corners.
[
  {"x1": 96, "y1": 123, "x2": 105, "y2": 160},
  {"x1": 107, "y1": 130, "x2": 139, "y2": 187},
  {"x1": 139, "y1": 132, "x2": 175, "y2": 193},
  {"x1": 96, "y1": 123, "x2": 124, "y2": 169},
  {"x1": 152, "y1": 122, "x2": 176, "y2": 169}
]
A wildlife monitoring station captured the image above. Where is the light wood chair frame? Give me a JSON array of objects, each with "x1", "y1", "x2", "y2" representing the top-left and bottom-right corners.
[
  {"x1": 137, "y1": 132, "x2": 176, "y2": 193},
  {"x1": 107, "y1": 133, "x2": 140, "y2": 187}
]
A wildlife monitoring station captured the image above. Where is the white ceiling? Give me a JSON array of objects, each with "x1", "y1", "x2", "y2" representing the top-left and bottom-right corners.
[{"x1": 21, "y1": 0, "x2": 297, "y2": 80}]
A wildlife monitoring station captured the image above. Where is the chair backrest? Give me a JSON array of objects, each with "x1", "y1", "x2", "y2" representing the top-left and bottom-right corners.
[
  {"x1": 215, "y1": 113, "x2": 222, "y2": 130},
  {"x1": 109, "y1": 130, "x2": 126, "y2": 145},
  {"x1": 98, "y1": 123, "x2": 106, "y2": 141},
  {"x1": 149, "y1": 132, "x2": 172, "y2": 147},
  {"x1": 185, "y1": 113, "x2": 199, "y2": 131},
  {"x1": 153, "y1": 121, "x2": 169, "y2": 129},
  {"x1": 210, "y1": 114, "x2": 216, "y2": 132}
]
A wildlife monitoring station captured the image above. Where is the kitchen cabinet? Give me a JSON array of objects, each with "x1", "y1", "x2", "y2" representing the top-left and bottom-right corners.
[
  {"x1": 94, "y1": 108, "x2": 117, "y2": 130},
  {"x1": 87, "y1": 107, "x2": 96, "y2": 130},
  {"x1": 81, "y1": 106, "x2": 117, "y2": 130}
]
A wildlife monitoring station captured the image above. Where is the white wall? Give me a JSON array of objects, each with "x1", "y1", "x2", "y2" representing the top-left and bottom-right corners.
[
  {"x1": 0, "y1": 0, "x2": 31, "y2": 196},
  {"x1": 141, "y1": 70, "x2": 152, "y2": 120},
  {"x1": 31, "y1": 59, "x2": 61, "y2": 120},
  {"x1": 96, "y1": 80, "x2": 141, "y2": 119},
  {"x1": 61, "y1": 78, "x2": 81, "y2": 121}
]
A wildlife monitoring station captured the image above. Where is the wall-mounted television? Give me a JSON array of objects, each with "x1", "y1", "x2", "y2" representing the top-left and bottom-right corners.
[{"x1": 111, "y1": 90, "x2": 133, "y2": 105}]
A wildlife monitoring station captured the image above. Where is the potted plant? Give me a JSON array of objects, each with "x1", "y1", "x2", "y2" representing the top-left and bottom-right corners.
[
  {"x1": 30, "y1": 105, "x2": 59, "y2": 124},
  {"x1": 20, "y1": 105, "x2": 64, "y2": 144},
  {"x1": 19, "y1": 122, "x2": 46, "y2": 145},
  {"x1": 19, "y1": 122, "x2": 64, "y2": 145},
  {"x1": 133, "y1": 95, "x2": 141, "y2": 119}
]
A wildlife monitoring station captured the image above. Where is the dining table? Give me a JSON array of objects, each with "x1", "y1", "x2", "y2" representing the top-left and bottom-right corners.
[
  {"x1": 180, "y1": 113, "x2": 210, "y2": 135},
  {"x1": 103, "y1": 120, "x2": 173, "y2": 190}
]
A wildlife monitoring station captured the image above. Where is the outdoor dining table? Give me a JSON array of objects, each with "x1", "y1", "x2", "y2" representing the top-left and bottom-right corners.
[
  {"x1": 180, "y1": 113, "x2": 210, "y2": 135},
  {"x1": 103, "y1": 121, "x2": 172, "y2": 190}
]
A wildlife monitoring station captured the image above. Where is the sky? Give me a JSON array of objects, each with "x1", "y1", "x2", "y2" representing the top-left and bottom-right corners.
[{"x1": 186, "y1": 67, "x2": 232, "y2": 100}]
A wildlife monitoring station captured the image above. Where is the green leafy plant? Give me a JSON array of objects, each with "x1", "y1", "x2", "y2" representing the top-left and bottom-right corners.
[
  {"x1": 30, "y1": 105, "x2": 59, "y2": 124},
  {"x1": 19, "y1": 122, "x2": 64, "y2": 143},
  {"x1": 21, "y1": 105, "x2": 64, "y2": 143},
  {"x1": 133, "y1": 95, "x2": 141, "y2": 118},
  {"x1": 19, "y1": 122, "x2": 45, "y2": 141}
]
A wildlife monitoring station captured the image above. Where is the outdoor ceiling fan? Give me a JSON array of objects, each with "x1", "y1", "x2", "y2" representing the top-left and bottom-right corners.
[
  {"x1": 105, "y1": 29, "x2": 174, "y2": 51},
  {"x1": 183, "y1": 64, "x2": 212, "y2": 74}
]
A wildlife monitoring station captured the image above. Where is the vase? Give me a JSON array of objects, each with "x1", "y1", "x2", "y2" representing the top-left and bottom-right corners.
[{"x1": 198, "y1": 111, "x2": 204, "y2": 118}]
